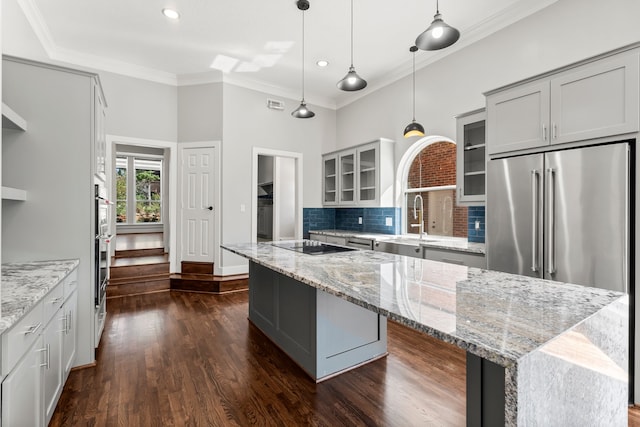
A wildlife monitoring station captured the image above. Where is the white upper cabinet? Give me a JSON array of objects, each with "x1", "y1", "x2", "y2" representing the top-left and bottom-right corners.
[
  {"x1": 487, "y1": 81, "x2": 550, "y2": 154},
  {"x1": 487, "y1": 47, "x2": 640, "y2": 155},
  {"x1": 456, "y1": 108, "x2": 486, "y2": 206},
  {"x1": 322, "y1": 139, "x2": 394, "y2": 207},
  {"x1": 322, "y1": 154, "x2": 338, "y2": 205}
]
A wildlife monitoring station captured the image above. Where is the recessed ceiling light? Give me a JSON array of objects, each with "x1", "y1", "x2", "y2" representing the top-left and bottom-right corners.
[
  {"x1": 316, "y1": 60, "x2": 329, "y2": 67},
  {"x1": 162, "y1": 8, "x2": 180, "y2": 20}
]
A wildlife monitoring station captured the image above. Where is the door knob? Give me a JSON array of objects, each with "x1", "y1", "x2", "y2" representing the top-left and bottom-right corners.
[{"x1": 205, "y1": 206, "x2": 213, "y2": 211}]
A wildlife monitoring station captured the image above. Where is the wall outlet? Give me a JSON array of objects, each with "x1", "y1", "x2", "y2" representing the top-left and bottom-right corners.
[
  {"x1": 475, "y1": 220, "x2": 480, "y2": 230},
  {"x1": 385, "y1": 217, "x2": 393, "y2": 227},
  {"x1": 240, "y1": 204, "x2": 246, "y2": 212},
  {"x1": 358, "y1": 217, "x2": 363, "y2": 224}
]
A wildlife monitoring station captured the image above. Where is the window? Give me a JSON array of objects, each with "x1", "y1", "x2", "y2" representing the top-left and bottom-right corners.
[
  {"x1": 135, "y1": 159, "x2": 162, "y2": 223},
  {"x1": 116, "y1": 157, "x2": 127, "y2": 223},
  {"x1": 116, "y1": 155, "x2": 163, "y2": 224},
  {"x1": 402, "y1": 140, "x2": 467, "y2": 238}
]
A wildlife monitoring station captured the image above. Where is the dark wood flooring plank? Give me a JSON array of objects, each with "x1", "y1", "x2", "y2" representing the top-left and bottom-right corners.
[{"x1": 50, "y1": 290, "x2": 637, "y2": 426}]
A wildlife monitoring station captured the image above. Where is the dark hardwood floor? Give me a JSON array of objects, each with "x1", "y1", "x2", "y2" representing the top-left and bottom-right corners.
[
  {"x1": 51, "y1": 291, "x2": 466, "y2": 426},
  {"x1": 51, "y1": 290, "x2": 640, "y2": 426}
]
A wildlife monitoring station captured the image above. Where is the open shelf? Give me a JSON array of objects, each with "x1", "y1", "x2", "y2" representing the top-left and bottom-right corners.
[
  {"x1": 2, "y1": 103, "x2": 27, "y2": 131},
  {"x1": 2, "y1": 186, "x2": 27, "y2": 201}
]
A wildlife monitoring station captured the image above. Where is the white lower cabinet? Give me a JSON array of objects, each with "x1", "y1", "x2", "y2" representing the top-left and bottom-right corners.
[
  {"x1": 42, "y1": 315, "x2": 64, "y2": 424},
  {"x1": 1, "y1": 268, "x2": 78, "y2": 427},
  {"x1": 62, "y1": 290, "x2": 78, "y2": 379},
  {"x1": 2, "y1": 336, "x2": 43, "y2": 427}
]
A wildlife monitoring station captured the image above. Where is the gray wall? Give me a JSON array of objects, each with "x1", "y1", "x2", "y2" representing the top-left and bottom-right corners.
[
  {"x1": 220, "y1": 83, "x2": 336, "y2": 270},
  {"x1": 336, "y1": 0, "x2": 640, "y2": 171},
  {"x1": 178, "y1": 82, "x2": 223, "y2": 142},
  {"x1": 100, "y1": 72, "x2": 177, "y2": 142}
]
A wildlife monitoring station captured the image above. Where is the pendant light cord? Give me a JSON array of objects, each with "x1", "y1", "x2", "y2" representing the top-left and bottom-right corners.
[
  {"x1": 436, "y1": 0, "x2": 440, "y2": 13},
  {"x1": 412, "y1": 49, "x2": 416, "y2": 121},
  {"x1": 302, "y1": 10, "x2": 306, "y2": 101},
  {"x1": 350, "y1": 0, "x2": 354, "y2": 67}
]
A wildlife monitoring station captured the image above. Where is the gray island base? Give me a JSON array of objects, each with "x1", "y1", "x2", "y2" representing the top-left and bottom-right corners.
[
  {"x1": 223, "y1": 242, "x2": 629, "y2": 426},
  {"x1": 249, "y1": 262, "x2": 387, "y2": 382}
]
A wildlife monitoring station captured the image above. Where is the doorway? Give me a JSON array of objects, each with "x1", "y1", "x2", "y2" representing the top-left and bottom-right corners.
[{"x1": 252, "y1": 149, "x2": 302, "y2": 243}]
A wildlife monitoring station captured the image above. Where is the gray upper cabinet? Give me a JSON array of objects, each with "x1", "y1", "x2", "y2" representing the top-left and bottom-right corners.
[
  {"x1": 487, "y1": 47, "x2": 640, "y2": 155},
  {"x1": 322, "y1": 138, "x2": 395, "y2": 207},
  {"x1": 456, "y1": 108, "x2": 486, "y2": 206}
]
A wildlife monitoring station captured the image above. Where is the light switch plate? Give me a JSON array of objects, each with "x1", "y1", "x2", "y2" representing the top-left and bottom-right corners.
[
  {"x1": 475, "y1": 220, "x2": 480, "y2": 230},
  {"x1": 358, "y1": 217, "x2": 363, "y2": 224},
  {"x1": 385, "y1": 217, "x2": 393, "y2": 227}
]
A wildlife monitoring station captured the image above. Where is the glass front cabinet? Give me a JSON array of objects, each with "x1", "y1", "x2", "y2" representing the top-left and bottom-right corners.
[
  {"x1": 322, "y1": 155, "x2": 338, "y2": 205},
  {"x1": 322, "y1": 138, "x2": 394, "y2": 207},
  {"x1": 455, "y1": 108, "x2": 486, "y2": 206}
]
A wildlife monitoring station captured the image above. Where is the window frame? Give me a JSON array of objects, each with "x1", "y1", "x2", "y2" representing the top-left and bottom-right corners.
[{"x1": 115, "y1": 153, "x2": 164, "y2": 225}]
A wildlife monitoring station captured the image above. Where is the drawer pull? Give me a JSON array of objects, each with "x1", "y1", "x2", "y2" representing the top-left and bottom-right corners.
[
  {"x1": 24, "y1": 322, "x2": 42, "y2": 335},
  {"x1": 51, "y1": 296, "x2": 63, "y2": 304},
  {"x1": 39, "y1": 344, "x2": 50, "y2": 368}
]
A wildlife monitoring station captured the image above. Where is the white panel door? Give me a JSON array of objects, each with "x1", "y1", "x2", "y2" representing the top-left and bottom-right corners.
[{"x1": 181, "y1": 147, "x2": 216, "y2": 262}]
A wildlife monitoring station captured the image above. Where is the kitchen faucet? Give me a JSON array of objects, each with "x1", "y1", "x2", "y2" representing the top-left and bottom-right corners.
[{"x1": 410, "y1": 194, "x2": 426, "y2": 239}]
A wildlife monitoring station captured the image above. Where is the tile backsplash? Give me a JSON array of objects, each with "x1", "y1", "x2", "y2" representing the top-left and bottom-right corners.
[
  {"x1": 304, "y1": 207, "x2": 400, "y2": 238},
  {"x1": 304, "y1": 206, "x2": 485, "y2": 243},
  {"x1": 467, "y1": 206, "x2": 485, "y2": 243}
]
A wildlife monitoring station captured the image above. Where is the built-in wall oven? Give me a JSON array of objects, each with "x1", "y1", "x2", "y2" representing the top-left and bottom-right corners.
[{"x1": 94, "y1": 184, "x2": 112, "y2": 306}]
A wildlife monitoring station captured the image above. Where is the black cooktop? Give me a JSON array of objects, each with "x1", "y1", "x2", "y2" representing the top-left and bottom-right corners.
[{"x1": 272, "y1": 241, "x2": 356, "y2": 255}]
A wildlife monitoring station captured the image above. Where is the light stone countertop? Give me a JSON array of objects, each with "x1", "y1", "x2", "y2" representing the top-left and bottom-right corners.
[
  {"x1": 0, "y1": 259, "x2": 80, "y2": 334},
  {"x1": 222, "y1": 241, "x2": 622, "y2": 367},
  {"x1": 309, "y1": 229, "x2": 485, "y2": 254}
]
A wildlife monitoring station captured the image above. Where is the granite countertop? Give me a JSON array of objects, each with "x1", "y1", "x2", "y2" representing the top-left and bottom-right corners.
[
  {"x1": 309, "y1": 229, "x2": 486, "y2": 254},
  {"x1": 222, "y1": 242, "x2": 623, "y2": 367},
  {"x1": 0, "y1": 259, "x2": 80, "y2": 334}
]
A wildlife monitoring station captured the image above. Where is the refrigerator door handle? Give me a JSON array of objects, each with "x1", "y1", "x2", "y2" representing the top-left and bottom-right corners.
[
  {"x1": 531, "y1": 169, "x2": 539, "y2": 272},
  {"x1": 547, "y1": 167, "x2": 556, "y2": 275}
]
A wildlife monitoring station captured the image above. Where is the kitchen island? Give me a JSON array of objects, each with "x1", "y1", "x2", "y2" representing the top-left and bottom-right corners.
[{"x1": 223, "y1": 241, "x2": 628, "y2": 426}]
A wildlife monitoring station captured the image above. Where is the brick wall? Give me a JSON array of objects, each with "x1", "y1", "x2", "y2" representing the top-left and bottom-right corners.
[{"x1": 406, "y1": 142, "x2": 467, "y2": 237}]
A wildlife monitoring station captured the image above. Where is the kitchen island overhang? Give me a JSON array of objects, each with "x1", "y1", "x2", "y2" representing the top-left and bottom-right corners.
[{"x1": 222, "y1": 241, "x2": 628, "y2": 426}]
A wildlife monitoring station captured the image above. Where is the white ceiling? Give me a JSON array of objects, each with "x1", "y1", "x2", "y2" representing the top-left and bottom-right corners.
[{"x1": 18, "y1": 0, "x2": 558, "y2": 109}]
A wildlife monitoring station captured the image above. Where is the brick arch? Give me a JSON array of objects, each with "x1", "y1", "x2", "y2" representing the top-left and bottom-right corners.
[
  {"x1": 407, "y1": 141, "x2": 457, "y2": 189},
  {"x1": 403, "y1": 139, "x2": 468, "y2": 238}
]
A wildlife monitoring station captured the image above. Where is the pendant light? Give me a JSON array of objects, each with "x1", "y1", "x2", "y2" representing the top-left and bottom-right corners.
[
  {"x1": 404, "y1": 46, "x2": 425, "y2": 138},
  {"x1": 292, "y1": 0, "x2": 315, "y2": 119},
  {"x1": 336, "y1": 0, "x2": 367, "y2": 91},
  {"x1": 415, "y1": 0, "x2": 460, "y2": 51}
]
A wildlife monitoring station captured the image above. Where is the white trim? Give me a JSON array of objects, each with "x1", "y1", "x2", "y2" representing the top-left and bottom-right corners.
[
  {"x1": 405, "y1": 185, "x2": 456, "y2": 193},
  {"x1": 395, "y1": 135, "x2": 457, "y2": 234},
  {"x1": 220, "y1": 265, "x2": 249, "y2": 276},
  {"x1": 251, "y1": 148, "x2": 303, "y2": 244},
  {"x1": 107, "y1": 135, "x2": 178, "y2": 272},
  {"x1": 177, "y1": 141, "x2": 223, "y2": 275}
]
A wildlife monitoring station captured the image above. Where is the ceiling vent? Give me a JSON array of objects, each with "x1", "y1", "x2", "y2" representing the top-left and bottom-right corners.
[{"x1": 267, "y1": 99, "x2": 285, "y2": 111}]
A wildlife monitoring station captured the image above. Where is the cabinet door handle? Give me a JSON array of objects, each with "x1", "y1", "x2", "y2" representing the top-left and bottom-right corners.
[
  {"x1": 531, "y1": 169, "x2": 540, "y2": 272},
  {"x1": 24, "y1": 322, "x2": 42, "y2": 335},
  {"x1": 547, "y1": 168, "x2": 556, "y2": 275},
  {"x1": 552, "y1": 123, "x2": 557, "y2": 140},
  {"x1": 51, "y1": 296, "x2": 63, "y2": 305},
  {"x1": 39, "y1": 344, "x2": 50, "y2": 368},
  {"x1": 542, "y1": 124, "x2": 547, "y2": 141}
]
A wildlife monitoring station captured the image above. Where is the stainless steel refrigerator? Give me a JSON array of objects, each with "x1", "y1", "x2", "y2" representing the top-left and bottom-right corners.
[{"x1": 487, "y1": 142, "x2": 630, "y2": 293}]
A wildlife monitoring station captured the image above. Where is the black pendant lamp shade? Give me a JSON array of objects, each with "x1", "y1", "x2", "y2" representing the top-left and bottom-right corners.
[
  {"x1": 337, "y1": 0, "x2": 367, "y2": 91},
  {"x1": 292, "y1": 0, "x2": 315, "y2": 118},
  {"x1": 404, "y1": 46, "x2": 425, "y2": 138},
  {"x1": 415, "y1": 0, "x2": 460, "y2": 51}
]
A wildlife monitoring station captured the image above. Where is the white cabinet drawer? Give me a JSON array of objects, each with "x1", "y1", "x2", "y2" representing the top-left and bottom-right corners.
[
  {"x1": 2, "y1": 301, "x2": 44, "y2": 375},
  {"x1": 42, "y1": 284, "x2": 64, "y2": 326},
  {"x1": 63, "y1": 269, "x2": 78, "y2": 300}
]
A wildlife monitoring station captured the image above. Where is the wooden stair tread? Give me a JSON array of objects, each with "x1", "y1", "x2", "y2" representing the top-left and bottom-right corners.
[{"x1": 111, "y1": 254, "x2": 169, "y2": 268}]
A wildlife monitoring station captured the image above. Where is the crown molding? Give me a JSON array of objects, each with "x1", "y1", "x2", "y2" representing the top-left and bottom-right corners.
[{"x1": 18, "y1": 0, "x2": 557, "y2": 110}]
